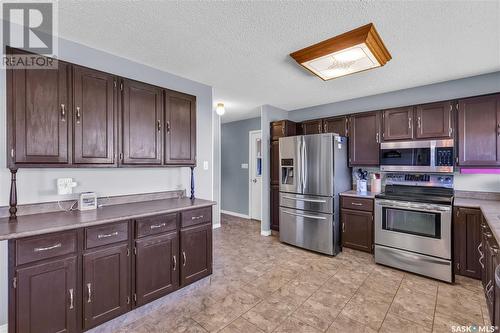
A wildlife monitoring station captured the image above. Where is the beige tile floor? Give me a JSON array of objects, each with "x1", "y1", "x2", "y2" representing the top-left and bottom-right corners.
[{"x1": 115, "y1": 214, "x2": 490, "y2": 333}]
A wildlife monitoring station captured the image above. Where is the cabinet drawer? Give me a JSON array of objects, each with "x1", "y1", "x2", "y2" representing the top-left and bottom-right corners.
[
  {"x1": 85, "y1": 221, "x2": 129, "y2": 249},
  {"x1": 136, "y1": 213, "x2": 178, "y2": 238},
  {"x1": 181, "y1": 207, "x2": 212, "y2": 228},
  {"x1": 341, "y1": 197, "x2": 374, "y2": 212},
  {"x1": 16, "y1": 230, "x2": 77, "y2": 266}
]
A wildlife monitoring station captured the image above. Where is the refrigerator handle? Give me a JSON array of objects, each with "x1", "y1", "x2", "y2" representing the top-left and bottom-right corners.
[
  {"x1": 300, "y1": 138, "x2": 305, "y2": 193},
  {"x1": 302, "y1": 138, "x2": 307, "y2": 192}
]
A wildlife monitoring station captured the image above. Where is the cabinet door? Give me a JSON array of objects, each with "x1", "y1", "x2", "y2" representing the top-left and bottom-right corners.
[
  {"x1": 16, "y1": 256, "x2": 77, "y2": 333},
  {"x1": 323, "y1": 116, "x2": 348, "y2": 137},
  {"x1": 10, "y1": 59, "x2": 70, "y2": 165},
  {"x1": 382, "y1": 107, "x2": 413, "y2": 141},
  {"x1": 270, "y1": 185, "x2": 280, "y2": 231},
  {"x1": 164, "y1": 90, "x2": 196, "y2": 165},
  {"x1": 341, "y1": 209, "x2": 373, "y2": 253},
  {"x1": 270, "y1": 120, "x2": 297, "y2": 141},
  {"x1": 73, "y1": 66, "x2": 116, "y2": 164},
  {"x1": 122, "y1": 79, "x2": 163, "y2": 165},
  {"x1": 458, "y1": 94, "x2": 500, "y2": 166},
  {"x1": 300, "y1": 120, "x2": 323, "y2": 135},
  {"x1": 83, "y1": 243, "x2": 130, "y2": 330},
  {"x1": 180, "y1": 223, "x2": 212, "y2": 286},
  {"x1": 270, "y1": 140, "x2": 280, "y2": 185},
  {"x1": 349, "y1": 112, "x2": 381, "y2": 166},
  {"x1": 453, "y1": 207, "x2": 481, "y2": 279},
  {"x1": 135, "y1": 232, "x2": 179, "y2": 306},
  {"x1": 415, "y1": 101, "x2": 453, "y2": 139}
]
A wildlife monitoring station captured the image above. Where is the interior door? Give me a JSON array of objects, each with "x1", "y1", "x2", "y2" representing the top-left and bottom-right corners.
[
  {"x1": 11, "y1": 58, "x2": 70, "y2": 165},
  {"x1": 302, "y1": 134, "x2": 333, "y2": 197},
  {"x1": 16, "y1": 256, "x2": 77, "y2": 333},
  {"x1": 135, "y1": 232, "x2": 179, "y2": 306},
  {"x1": 73, "y1": 66, "x2": 116, "y2": 164},
  {"x1": 83, "y1": 243, "x2": 130, "y2": 330},
  {"x1": 249, "y1": 131, "x2": 262, "y2": 220},
  {"x1": 164, "y1": 90, "x2": 196, "y2": 165}
]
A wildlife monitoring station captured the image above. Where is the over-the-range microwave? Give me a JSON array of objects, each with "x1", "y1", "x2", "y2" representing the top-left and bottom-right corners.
[{"x1": 379, "y1": 139, "x2": 454, "y2": 173}]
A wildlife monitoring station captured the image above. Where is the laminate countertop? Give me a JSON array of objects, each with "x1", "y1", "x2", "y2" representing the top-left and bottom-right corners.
[
  {"x1": 340, "y1": 190, "x2": 379, "y2": 199},
  {"x1": 0, "y1": 197, "x2": 215, "y2": 241},
  {"x1": 454, "y1": 197, "x2": 500, "y2": 244}
]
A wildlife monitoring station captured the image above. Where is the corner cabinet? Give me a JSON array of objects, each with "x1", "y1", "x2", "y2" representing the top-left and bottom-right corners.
[
  {"x1": 457, "y1": 94, "x2": 500, "y2": 167},
  {"x1": 164, "y1": 90, "x2": 196, "y2": 165},
  {"x1": 348, "y1": 112, "x2": 381, "y2": 166}
]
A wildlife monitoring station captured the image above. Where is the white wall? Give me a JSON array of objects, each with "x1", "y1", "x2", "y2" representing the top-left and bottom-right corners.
[
  {"x1": 260, "y1": 105, "x2": 288, "y2": 235},
  {"x1": 0, "y1": 38, "x2": 216, "y2": 326}
]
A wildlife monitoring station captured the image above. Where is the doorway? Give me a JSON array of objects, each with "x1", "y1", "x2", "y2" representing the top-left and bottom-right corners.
[{"x1": 249, "y1": 130, "x2": 262, "y2": 220}]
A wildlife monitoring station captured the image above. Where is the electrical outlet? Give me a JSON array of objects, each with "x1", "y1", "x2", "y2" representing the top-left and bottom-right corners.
[
  {"x1": 241, "y1": 163, "x2": 248, "y2": 169},
  {"x1": 57, "y1": 178, "x2": 77, "y2": 195}
]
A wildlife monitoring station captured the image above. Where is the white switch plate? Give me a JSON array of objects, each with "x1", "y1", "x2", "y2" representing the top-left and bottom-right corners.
[
  {"x1": 241, "y1": 163, "x2": 248, "y2": 169},
  {"x1": 57, "y1": 178, "x2": 77, "y2": 195},
  {"x1": 203, "y1": 161, "x2": 209, "y2": 170}
]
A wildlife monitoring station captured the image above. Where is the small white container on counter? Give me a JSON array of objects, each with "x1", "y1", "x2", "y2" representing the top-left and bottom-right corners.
[
  {"x1": 357, "y1": 180, "x2": 368, "y2": 193},
  {"x1": 371, "y1": 178, "x2": 382, "y2": 194}
]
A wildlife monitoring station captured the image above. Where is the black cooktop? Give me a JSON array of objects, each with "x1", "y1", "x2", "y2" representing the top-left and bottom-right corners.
[{"x1": 375, "y1": 185, "x2": 454, "y2": 205}]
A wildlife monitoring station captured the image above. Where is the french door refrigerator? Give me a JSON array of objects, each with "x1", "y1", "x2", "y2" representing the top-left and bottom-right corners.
[{"x1": 279, "y1": 133, "x2": 350, "y2": 255}]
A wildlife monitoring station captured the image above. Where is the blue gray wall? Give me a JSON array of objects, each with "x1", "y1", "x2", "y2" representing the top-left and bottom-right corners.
[
  {"x1": 288, "y1": 71, "x2": 500, "y2": 193},
  {"x1": 221, "y1": 117, "x2": 261, "y2": 215}
]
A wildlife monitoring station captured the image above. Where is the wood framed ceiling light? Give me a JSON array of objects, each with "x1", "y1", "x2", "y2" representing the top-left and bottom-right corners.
[{"x1": 290, "y1": 23, "x2": 392, "y2": 80}]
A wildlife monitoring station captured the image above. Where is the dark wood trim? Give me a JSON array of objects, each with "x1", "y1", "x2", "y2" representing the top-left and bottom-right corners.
[{"x1": 9, "y1": 168, "x2": 17, "y2": 220}]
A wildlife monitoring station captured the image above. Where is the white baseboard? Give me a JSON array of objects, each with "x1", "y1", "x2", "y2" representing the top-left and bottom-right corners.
[
  {"x1": 212, "y1": 223, "x2": 221, "y2": 229},
  {"x1": 221, "y1": 210, "x2": 250, "y2": 219},
  {"x1": 261, "y1": 230, "x2": 271, "y2": 236},
  {"x1": 0, "y1": 323, "x2": 7, "y2": 333}
]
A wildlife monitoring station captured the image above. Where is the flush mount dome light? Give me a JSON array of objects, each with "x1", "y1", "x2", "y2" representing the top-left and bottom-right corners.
[{"x1": 290, "y1": 23, "x2": 391, "y2": 80}]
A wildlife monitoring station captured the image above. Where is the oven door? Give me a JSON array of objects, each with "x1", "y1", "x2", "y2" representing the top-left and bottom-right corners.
[{"x1": 374, "y1": 199, "x2": 451, "y2": 259}]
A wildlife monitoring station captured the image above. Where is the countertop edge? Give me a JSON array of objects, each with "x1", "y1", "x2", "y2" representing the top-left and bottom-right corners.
[{"x1": 339, "y1": 190, "x2": 377, "y2": 199}]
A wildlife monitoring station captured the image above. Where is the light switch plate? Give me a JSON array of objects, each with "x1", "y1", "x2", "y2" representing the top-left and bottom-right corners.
[
  {"x1": 203, "y1": 161, "x2": 209, "y2": 170},
  {"x1": 241, "y1": 163, "x2": 248, "y2": 169}
]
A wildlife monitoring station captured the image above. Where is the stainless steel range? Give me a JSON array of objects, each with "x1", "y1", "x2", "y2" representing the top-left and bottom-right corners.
[{"x1": 374, "y1": 173, "x2": 454, "y2": 282}]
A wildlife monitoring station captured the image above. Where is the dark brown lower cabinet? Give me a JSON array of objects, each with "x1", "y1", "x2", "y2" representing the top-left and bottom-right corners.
[
  {"x1": 480, "y1": 216, "x2": 499, "y2": 325},
  {"x1": 453, "y1": 207, "x2": 482, "y2": 279},
  {"x1": 135, "y1": 232, "x2": 179, "y2": 306},
  {"x1": 270, "y1": 185, "x2": 280, "y2": 231},
  {"x1": 340, "y1": 208, "x2": 373, "y2": 253},
  {"x1": 15, "y1": 256, "x2": 78, "y2": 333},
  {"x1": 180, "y1": 223, "x2": 212, "y2": 286},
  {"x1": 83, "y1": 243, "x2": 130, "y2": 330}
]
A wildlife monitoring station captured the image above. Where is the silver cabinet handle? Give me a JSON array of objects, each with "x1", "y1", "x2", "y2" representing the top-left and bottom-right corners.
[
  {"x1": 69, "y1": 288, "x2": 74, "y2": 309},
  {"x1": 417, "y1": 116, "x2": 421, "y2": 128},
  {"x1": 478, "y1": 243, "x2": 484, "y2": 269},
  {"x1": 191, "y1": 215, "x2": 204, "y2": 220},
  {"x1": 157, "y1": 120, "x2": 161, "y2": 132},
  {"x1": 173, "y1": 255, "x2": 177, "y2": 271},
  {"x1": 34, "y1": 243, "x2": 62, "y2": 252},
  {"x1": 150, "y1": 223, "x2": 166, "y2": 230},
  {"x1": 182, "y1": 251, "x2": 187, "y2": 267},
  {"x1": 166, "y1": 121, "x2": 171, "y2": 133},
  {"x1": 87, "y1": 283, "x2": 92, "y2": 303},
  {"x1": 76, "y1": 107, "x2": 81, "y2": 124},
  {"x1": 351, "y1": 202, "x2": 363, "y2": 206},
  {"x1": 342, "y1": 223, "x2": 345, "y2": 232},
  {"x1": 282, "y1": 196, "x2": 327, "y2": 203},
  {"x1": 98, "y1": 231, "x2": 118, "y2": 239},
  {"x1": 282, "y1": 210, "x2": 326, "y2": 220},
  {"x1": 61, "y1": 104, "x2": 66, "y2": 122},
  {"x1": 408, "y1": 117, "x2": 411, "y2": 129}
]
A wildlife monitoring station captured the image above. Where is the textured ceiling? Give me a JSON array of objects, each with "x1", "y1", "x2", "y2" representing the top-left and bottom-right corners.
[{"x1": 57, "y1": 1, "x2": 500, "y2": 123}]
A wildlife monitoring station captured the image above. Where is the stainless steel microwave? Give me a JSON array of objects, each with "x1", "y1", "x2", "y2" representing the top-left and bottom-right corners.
[{"x1": 379, "y1": 139, "x2": 454, "y2": 173}]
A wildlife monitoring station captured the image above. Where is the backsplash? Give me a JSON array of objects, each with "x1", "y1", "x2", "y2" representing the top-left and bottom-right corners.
[{"x1": 351, "y1": 167, "x2": 384, "y2": 192}]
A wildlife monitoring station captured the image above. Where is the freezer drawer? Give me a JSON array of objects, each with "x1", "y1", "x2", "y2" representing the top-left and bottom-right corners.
[
  {"x1": 279, "y1": 192, "x2": 333, "y2": 214},
  {"x1": 279, "y1": 207, "x2": 334, "y2": 255}
]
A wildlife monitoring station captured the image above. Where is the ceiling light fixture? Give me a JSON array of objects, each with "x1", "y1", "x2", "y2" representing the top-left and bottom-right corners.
[
  {"x1": 290, "y1": 23, "x2": 392, "y2": 80},
  {"x1": 216, "y1": 103, "x2": 225, "y2": 116}
]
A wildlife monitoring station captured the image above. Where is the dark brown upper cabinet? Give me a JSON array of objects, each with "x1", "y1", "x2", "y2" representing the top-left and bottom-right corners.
[
  {"x1": 457, "y1": 94, "x2": 500, "y2": 166},
  {"x1": 83, "y1": 243, "x2": 130, "y2": 330},
  {"x1": 270, "y1": 120, "x2": 296, "y2": 141},
  {"x1": 180, "y1": 223, "x2": 212, "y2": 286},
  {"x1": 164, "y1": 90, "x2": 196, "y2": 165},
  {"x1": 415, "y1": 101, "x2": 453, "y2": 139},
  {"x1": 381, "y1": 107, "x2": 414, "y2": 141},
  {"x1": 15, "y1": 256, "x2": 78, "y2": 333},
  {"x1": 453, "y1": 207, "x2": 481, "y2": 280},
  {"x1": 121, "y1": 79, "x2": 163, "y2": 165},
  {"x1": 135, "y1": 231, "x2": 179, "y2": 306},
  {"x1": 348, "y1": 112, "x2": 381, "y2": 166},
  {"x1": 73, "y1": 66, "x2": 116, "y2": 165},
  {"x1": 8, "y1": 56, "x2": 70, "y2": 166},
  {"x1": 323, "y1": 116, "x2": 348, "y2": 137},
  {"x1": 299, "y1": 119, "x2": 323, "y2": 135}
]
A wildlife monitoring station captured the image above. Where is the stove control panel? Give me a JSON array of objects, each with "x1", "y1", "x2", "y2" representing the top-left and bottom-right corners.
[{"x1": 385, "y1": 173, "x2": 454, "y2": 188}]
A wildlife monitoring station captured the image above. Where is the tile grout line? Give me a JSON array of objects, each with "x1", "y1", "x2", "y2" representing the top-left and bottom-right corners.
[{"x1": 430, "y1": 282, "x2": 440, "y2": 332}]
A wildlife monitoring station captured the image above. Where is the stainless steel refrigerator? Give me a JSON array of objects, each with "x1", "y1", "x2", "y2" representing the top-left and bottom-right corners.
[{"x1": 278, "y1": 133, "x2": 350, "y2": 255}]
